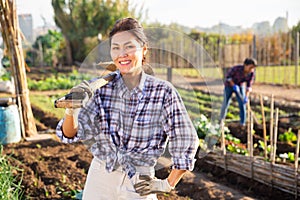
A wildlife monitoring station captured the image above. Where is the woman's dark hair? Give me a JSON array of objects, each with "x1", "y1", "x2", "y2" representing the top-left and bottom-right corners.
[
  {"x1": 109, "y1": 17, "x2": 148, "y2": 64},
  {"x1": 109, "y1": 17, "x2": 148, "y2": 46}
]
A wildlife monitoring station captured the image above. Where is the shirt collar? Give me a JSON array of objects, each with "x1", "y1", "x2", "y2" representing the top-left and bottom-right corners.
[{"x1": 115, "y1": 71, "x2": 147, "y2": 99}]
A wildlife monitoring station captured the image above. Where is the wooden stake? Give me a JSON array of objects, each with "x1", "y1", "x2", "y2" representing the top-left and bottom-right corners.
[
  {"x1": 270, "y1": 94, "x2": 274, "y2": 160},
  {"x1": 247, "y1": 100, "x2": 251, "y2": 154},
  {"x1": 295, "y1": 130, "x2": 300, "y2": 198},
  {"x1": 260, "y1": 95, "x2": 268, "y2": 159},
  {"x1": 272, "y1": 108, "x2": 279, "y2": 164},
  {"x1": 295, "y1": 130, "x2": 300, "y2": 170},
  {"x1": 220, "y1": 120, "x2": 226, "y2": 156},
  {"x1": 250, "y1": 111, "x2": 254, "y2": 158},
  {"x1": 220, "y1": 119, "x2": 227, "y2": 171}
]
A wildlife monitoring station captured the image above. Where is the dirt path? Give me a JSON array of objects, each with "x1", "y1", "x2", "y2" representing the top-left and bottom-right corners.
[{"x1": 180, "y1": 77, "x2": 300, "y2": 104}]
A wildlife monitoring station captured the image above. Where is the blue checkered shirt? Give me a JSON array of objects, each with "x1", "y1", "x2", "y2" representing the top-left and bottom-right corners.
[{"x1": 56, "y1": 71, "x2": 199, "y2": 178}]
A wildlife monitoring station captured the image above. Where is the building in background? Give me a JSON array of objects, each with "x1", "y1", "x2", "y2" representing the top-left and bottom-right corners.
[{"x1": 18, "y1": 14, "x2": 33, "y2": 43}]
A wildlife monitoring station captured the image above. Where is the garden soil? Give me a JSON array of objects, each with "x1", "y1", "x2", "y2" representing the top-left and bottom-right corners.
[
  {"x1": 2, "y1": 67, "x2": 300, "y2": 200},
  {"x1": 3, "y1": 103, "x2": 298, "y2": 199}
]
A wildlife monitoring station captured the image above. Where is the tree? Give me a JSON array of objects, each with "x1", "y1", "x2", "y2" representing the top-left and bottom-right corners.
[
  {"x1": 32, "y1": 30, "x2": 65, "y2": 67},
  {"x1": 52, "y1": 0, "x2": 144, "y2": 63}
]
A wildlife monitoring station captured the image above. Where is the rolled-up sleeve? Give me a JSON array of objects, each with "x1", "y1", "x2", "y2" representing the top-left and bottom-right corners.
[
  {"x1": 162, "y1": 87, "x2": 199, "y2": 171},
  {"x1": 55, "y1": 118, "x2": 80, "y2": 143},
  {"x1": 55, "y1": 95, "x2": 100, "y2": 143}
]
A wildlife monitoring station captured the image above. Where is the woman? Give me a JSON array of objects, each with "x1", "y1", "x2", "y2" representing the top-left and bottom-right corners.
[{"x1": 56, "y1": 17, "x2": 199, "y2": 199}]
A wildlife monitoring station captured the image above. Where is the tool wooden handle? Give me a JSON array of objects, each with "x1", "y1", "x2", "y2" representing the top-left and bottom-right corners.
[
  {"x1": 54, "y1": 71, "x2": 118, "y2": 109},
  {"x1": 54, "y1": 99, "x2": 83, "y2": 108}
]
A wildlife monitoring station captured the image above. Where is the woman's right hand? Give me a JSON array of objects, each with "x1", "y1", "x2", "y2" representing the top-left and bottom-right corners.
[{"x1": 62, "y1": 107, "x2": 80, "y2": 138}]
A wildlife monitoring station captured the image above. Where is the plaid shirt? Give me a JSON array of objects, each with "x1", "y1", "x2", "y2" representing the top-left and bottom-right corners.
[
  {"x1": 56, "y1": 71, "x2": 199, "y2": 178},
  {"x1": 225, "y1": 65, "x2": 255, "y2": 90}
]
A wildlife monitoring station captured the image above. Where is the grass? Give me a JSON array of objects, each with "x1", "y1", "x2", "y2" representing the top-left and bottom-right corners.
[
  {"x1": 29, "y1": 92, "x2": 67, "y2": 120},
  {"x1": 256, "y1": 65, "x2": 300, "y2": 85},
  {"x1": 154, "y1": 65, "x2": 300, "y2": 86},
  {"x1": 0, "y1": 145, "x2": 23, "y2": 200}
]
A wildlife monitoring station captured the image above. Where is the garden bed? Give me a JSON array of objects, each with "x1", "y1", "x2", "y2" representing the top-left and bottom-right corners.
[{"x1": 1, "y1": 102, "x2": 297, "y2": 199}]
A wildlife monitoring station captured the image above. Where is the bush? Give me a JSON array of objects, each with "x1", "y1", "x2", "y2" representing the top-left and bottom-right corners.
[{"x1": 27, "y1": 70, "x2": 92, "y2": 91}]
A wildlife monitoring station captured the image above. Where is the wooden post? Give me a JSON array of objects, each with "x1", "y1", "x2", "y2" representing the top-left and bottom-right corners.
[
  {"x1": 260, "y1": 95, "x2": 268, "y2": 159},
  {"x1": 0, "y1": 0, "x2": 37, "y2": 137},
  {"x1": 296, "y1": 32, "x2": 299, "y2": 85},
  {"x1": 167, "y1": 67, "x2": 172, "y2": 83}
]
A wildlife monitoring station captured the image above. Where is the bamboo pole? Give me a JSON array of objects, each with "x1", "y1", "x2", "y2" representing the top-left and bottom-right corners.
[
  {"x1": 295, "y1": 130, "x2": 300, "y2": 198},
  {"x1": 220, "y1": 119, "x2": 228, "y2": 172},
  {"x1": 260, "y1": 95, "x2": 268, "y2": 159},
  {"x1": 250, "y1": 111, "x2": 254, "y2": 179},
  {"x1": 220, "y1": 120, "x2": 226, "y2": 156},
  {"x1": 270, "y1": 94, "x2": 274, "y2": 160},
  {"x1": 296, "y1": 130, "x2": 300, "y2": 170},
  {"x1": 296, "y1": 32, "x2": 299, "y2": 85},
  {"x1": 247, "y1": 101, "x2": 251, "y2": 154},
  {"x1": 0, "y1": 0, "x2": 37, "y2": 137},
  {"x1": 0, "y1": 0, "x2": 25, "y2": 137},
  {"x1": 272, "y1": 108, "x2": 279, "y2": 164},
  {"x1": 250, "y1": 112, "x2": 254, "y2": 158}
]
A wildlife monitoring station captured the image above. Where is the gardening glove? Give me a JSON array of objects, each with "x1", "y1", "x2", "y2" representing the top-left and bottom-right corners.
[
  {"x1": 232, "y1": 84, "x2": 240, "y2": 93},
  {"x1": 65, "y1": 85, "x2": 92, "y2": 127},
  {"x1": 243, "y1": 96, "x2": 248, "y2": 104},
  {"x1": 70, "y1": 80, "x2": 93, "y2": 99},
  {"x1": 134, "y1": 175, "x2": 174, "y2": 196}
]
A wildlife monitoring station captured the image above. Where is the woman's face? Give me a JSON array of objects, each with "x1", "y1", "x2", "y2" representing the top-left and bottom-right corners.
[{"x1": 110, "y1": 31, "x2": 147, "y2": 75}]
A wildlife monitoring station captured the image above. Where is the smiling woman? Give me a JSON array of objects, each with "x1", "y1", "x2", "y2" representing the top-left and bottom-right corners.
[
  {"x1": 110, "y1": 31, "x2": 146, "y2": 76},
  {"x1": 55, "y1": 17, "x2": 199, "y2": 200}
]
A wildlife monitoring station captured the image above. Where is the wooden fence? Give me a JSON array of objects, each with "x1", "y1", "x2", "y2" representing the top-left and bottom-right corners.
[
  {"x1": 204, "y1": 151, "x2": 300, "y2": 197},
  {"x1": 202, "y1": 96, "x2": 300, "y2": 198}
]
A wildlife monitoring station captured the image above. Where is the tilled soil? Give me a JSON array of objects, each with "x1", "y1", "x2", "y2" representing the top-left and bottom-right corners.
[
  {"x1": 2, "y1": 67, "x2": 299, "y2": 199},
  {"x1": 1, "y1": 105, "x2": 296, "y2": 200}
]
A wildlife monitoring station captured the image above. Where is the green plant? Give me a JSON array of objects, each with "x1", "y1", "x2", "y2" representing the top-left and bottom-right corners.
[
  {"x1": 27, "y1": 70, "x2": 92, "y2": 91},
  {"x1": 227, "y1": 143, "x2": 248, "y2": 155},
  {"x1": 0, "y1": 69, "x2": 11, "y2": 81},
  {"x1": 279, "y1": 152, "x2": 296, "y2": 162},
  {"x1": 279, "y1": 128, "x2": 297, "y2": 143},
  {"x1": 193, "y1": 114, "x2": 229, "y2": 139},
  {"x1": 0, "y1": 145, "x2": 23, "y2": 199}
]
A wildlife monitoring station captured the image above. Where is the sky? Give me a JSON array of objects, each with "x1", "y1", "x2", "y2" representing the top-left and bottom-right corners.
[{"x1": 16, "y1": 0, "x2": 300, "y2": 29}]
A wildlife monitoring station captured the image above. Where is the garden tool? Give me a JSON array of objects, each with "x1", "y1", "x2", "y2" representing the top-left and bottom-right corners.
[{"x1": 54, "y1": 62, "x2": 117, "y2": 108}]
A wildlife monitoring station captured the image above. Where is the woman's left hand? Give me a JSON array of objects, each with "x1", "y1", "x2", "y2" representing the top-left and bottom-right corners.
[{"x1": 134, "y1": 175, "x2": 174, "y2": 196}]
